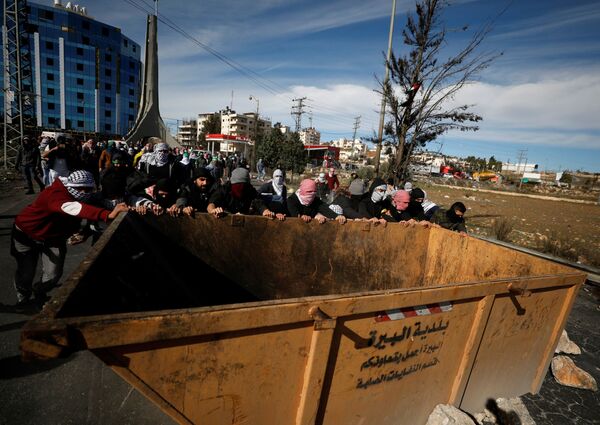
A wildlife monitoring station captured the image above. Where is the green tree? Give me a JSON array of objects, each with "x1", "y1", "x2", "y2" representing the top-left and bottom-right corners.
[
  {"x1": 198, "y1": 113, "x2": 221, "y2": 146},
  {"x1": 256, "y1": 127, "x2": 284, "y2": 169},
  {"x1": 280, "y1": 133, "x2": 306, "y2": 181},
  {"x1": 380, "y1": 0, "x2": 499, "y2": 183}
]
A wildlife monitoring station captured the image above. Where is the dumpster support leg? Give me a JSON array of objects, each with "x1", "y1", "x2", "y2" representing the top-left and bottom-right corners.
[
  {"x1": 451, "y1": 295, "x2": 495, "y2": 406},
  {"x1": 295, "y1": 307, "x2": 336, "y2": 425}
]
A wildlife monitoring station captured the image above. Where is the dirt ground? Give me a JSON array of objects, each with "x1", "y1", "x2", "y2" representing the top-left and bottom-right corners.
[{"x1": 416, "y1": 181, "x2": 600, "y2": 268}]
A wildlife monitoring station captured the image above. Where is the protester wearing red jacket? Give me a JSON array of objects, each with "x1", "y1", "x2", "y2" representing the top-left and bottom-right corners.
[{"x1": 11, "y1": 170, "x2": 128, "y2": 308}]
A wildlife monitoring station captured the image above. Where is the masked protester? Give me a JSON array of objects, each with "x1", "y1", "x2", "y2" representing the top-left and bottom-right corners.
[
  {"x1": 432, "y1": 202, "x2": 468, "y2": 234},
  {"x1": 43, "y1": 137, "x2": 73, "y2": 184},
  {"x1": 130, "y1": 178, "x2": 178, "y2": 216},
  {"x1": 15, "y1": 136, "x2": 45, "y2": 194},
  {"x1": 137, "y1": 142, "x2": 187, "y2": 188},
  {"x1": 315, "y1": 172, "x2": 330, "y2": 202},
  {"x1": 286, "y1": 179, "x2": 345, "y2": 224},
  {"x1": 207, "y1": 168, "x2": 270, "y2": 218},
  {"x1": 358, "y1": 178, "x2": 391, "y2": 225},
  {"x1": 172, "y1": 167, "x2": 219, "y2": 216},
  {"x1": 257, "y1": 169, "x2": 288, "y2": 220},
  {"x1": 10, "y1": 170, "x2": 128, "y2": 309},
  {"x1": 403, "y1": 188, "x2": 427, "y2": 221}
]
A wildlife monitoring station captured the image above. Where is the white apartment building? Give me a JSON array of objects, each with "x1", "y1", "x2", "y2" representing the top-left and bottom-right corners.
[
  {"x1": 331, "y1": 138, "x2": 367, "y2": 156},
  {"x1": 177, "y1": 119, "x2": 197, "y2": 146},
  {"x1": 299, "y1": 127, "x2": 321, "y2": 145},
  {"x1": 220, "y1": 107, "x2": 271, "y2": 140}
]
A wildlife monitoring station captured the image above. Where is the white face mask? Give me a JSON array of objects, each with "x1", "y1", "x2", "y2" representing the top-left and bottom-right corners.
[{"x1": 371, "y1": 185, "x2": 387, "y2": 203}]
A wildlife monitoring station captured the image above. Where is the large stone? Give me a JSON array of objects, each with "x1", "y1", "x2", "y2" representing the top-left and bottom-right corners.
[
  {"x1": 426, "y1": 404, "x2": 475, "y2": 425},
  {"x1": 551, "y1": 355, "x2": 598, "y2": 391},
  {"x1": 473, "y1": 397, "x2": 535, "y2": 425},
  {"x1": 495, "y1": 398, "x2": 536, "y2": 425},
  {"x1": 554, "y1": 329, "x2": 581, "y2": 355}
]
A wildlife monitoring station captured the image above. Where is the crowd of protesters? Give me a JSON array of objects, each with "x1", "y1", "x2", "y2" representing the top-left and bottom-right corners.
[{"x1": 10, "y1": 135, "x2": 467, "y2": 309}]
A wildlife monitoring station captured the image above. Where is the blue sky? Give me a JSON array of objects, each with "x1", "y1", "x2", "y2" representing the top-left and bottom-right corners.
[{"x1": 83, "y1": 0, "x2": 599, "y2": 171}]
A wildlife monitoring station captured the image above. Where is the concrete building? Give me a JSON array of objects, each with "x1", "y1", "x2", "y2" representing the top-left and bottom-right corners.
[
  {"x1": 177, "y1": 119, "x2": 196, "y2": 147},
  {"x1": 502, "y1": 163, "x2": 539, "y2": 173},
  {"x1": 220, "y1": 107, "x2": 271, "y2": 140},
  {"x1": 0, "y1": 0, "x2": 142, "y2": 135},
  {"x1": 299, "y1": 127, "x2": 320, "y2": 145}
]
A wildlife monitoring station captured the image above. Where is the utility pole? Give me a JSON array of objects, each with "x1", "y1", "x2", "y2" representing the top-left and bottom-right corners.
[
  {"x1": 516, "y1": 149, "x2": 527, "y2": 189},
  {"x1": 249, "y1": 95, "x2": 259, "y2": 168},
  {"x1": 351, "y1": 115, "x2": 361, "y2": 159},
  {"x1": 291, "y1": 97, "x2": 307, "y2": 133},
  {"x1": 374, "y1": 0, "x2": 397, "y2": 176}
]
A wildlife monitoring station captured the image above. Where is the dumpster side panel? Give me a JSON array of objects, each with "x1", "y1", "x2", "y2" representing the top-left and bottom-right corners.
[
  {"x1": 460, "y1": 284, "x2": 578, "y2": 412},
  {"x1": 104, "y1": 324, "x2": 315, "y2": 425},
  {"x1": 319, "y1": 298, "x2": 484, "y2": 425},
  {"x1": 424, "y1": 229, "x2": 570, "y2": 286},
  {"x1": 145, "y1": 216, "x2": 431, "y2": 299}
]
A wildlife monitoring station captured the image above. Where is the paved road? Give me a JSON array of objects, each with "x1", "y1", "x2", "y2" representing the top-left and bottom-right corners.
[
  {"x1": 0, "y1": 189, "x2": 174, "y2": 425},
  {"x1": 0, "y1": 187, "x2": 598, "y2": 425}
]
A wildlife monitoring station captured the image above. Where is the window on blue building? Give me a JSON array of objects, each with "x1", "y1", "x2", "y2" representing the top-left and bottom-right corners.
[
  {"x1": 82, "y1": 20, "x2": 90, "y2": 30},
  {"x1": 76, "y1": 78, "x2": 84, "y2": 85},
  {"x1": 105, "y1": 83, "x2": 112, "y2": 90},
  {"x1": 76, "y1": 63, "x2": 84, "y2": 71},
  {"x1": 105, "y1": 124, "x2": 112, "y2": 131},
  {"x1": 128, "y1": 75, "x2": 135, "y2": 83},
  {"x1": 105, "y1": 97, "x2": 111, "y2": 104},
  {"x1": 128, "y1": 101, "x2": 134, "y2": 109},
  {"x1": 78, "y1": 120, "x2": 84, "y2": 128},
  {"x1": 76, "y1": 47, "x2": 83, "y2": 56},
  {"x1": 102, "y1": 27, "x2": 109, "y2": 37},
  {"x1": 82, "y1": 36, "x2": 90, "y2": 45},
  {"x1": 129, "y1": 61, "x2": 135, "y2": 69},
  {"x1": 45, "y1": 41, "x2": 54, "y2": 50},
  {"x1": 41, "y1": 10, "x2": 54, "y2": 21},
  {"x1": 77, "y1": 92, "x2": 84, "y2": 100},
  {"x1": 105, "y1": 110, "x2": 111, "y2": 117},
  {"x1": 47, "y1": 87, "x2": 55, "y2": 96},
  {"x1": 129, "y1": 88, "x2": 134, "y2": 96},
  {"x1": 105, "y1": 53, "x2": 112, "y2": 62},
  {"x1": 77, "y1": 106, "x2": 84, "y2": 114},
  {"x1": 105, "y1": 69, "x2": 112, "y2": 77},
  {"x1": 48, "y1": 117, "x2": 56, "y2": 124},
  {"x1": 46, "y1": 57, "x2": 54, "y2": 66},
  {"x1": 47, "y1": 73, "x2": 54, "y2": 81},
  {"x1": 47, "y1": 103, "x2": 55, "y2": 110}
]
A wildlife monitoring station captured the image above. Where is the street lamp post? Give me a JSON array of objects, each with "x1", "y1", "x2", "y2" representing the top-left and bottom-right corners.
[{"x1": 249, "y1": 95, "x2": 259, "y2": 168}]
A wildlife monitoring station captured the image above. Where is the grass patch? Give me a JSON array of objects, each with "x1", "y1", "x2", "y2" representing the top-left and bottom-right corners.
[{"x1": 490, "y1": 218, "x2": 514, "y2": 242}]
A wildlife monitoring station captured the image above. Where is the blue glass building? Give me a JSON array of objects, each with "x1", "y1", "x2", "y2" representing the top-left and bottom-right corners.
[{"x1": 1, "y1": 1, "x2": 141, "y2": 136}]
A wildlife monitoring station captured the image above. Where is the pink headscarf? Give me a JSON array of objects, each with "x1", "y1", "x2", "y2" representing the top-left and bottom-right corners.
[
  {"x1": 297, "y1": 179, "x2": 317, "y2": 206},
  {"x1": 393, "y1": 190, "x2": 411, "y2": 211}
]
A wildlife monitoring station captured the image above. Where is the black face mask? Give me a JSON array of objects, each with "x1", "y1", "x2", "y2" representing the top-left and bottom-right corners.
[{"x1": 447, "y1": 209, "x2": 463, "y2": 223}]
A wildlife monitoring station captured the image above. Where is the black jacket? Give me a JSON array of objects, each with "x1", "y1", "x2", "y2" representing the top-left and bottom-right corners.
[
  {"x1": 286, "y1": 194, "x2": 338, "y2": 219},
  {"x1": 176, "y1": 180, "x2": 219, "y2": 213},
  {"x1": 258, "y1": 181, "x2": 288, "y2": 215},
  {"x1": 209, "y1": 182, "x2": 265, "y2": 215}
]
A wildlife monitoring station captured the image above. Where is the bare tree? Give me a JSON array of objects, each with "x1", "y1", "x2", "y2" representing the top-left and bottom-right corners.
[{"x1": 381, "y1": 0, "x2": 501, "y2": 182}]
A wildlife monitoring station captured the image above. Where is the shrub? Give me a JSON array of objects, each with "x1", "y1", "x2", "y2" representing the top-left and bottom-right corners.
[{"x1": 490, "y1": 217, "x2": 514, "y2": 242}]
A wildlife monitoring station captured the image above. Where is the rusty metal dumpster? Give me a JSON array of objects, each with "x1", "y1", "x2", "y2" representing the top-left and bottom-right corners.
[{"x1": 21, "y1": 213, "x2": 586, "y2": 424}]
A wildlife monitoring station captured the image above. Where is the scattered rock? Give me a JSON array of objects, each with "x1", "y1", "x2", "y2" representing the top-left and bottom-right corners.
[
  {"x1": 426, "y1": 404, "x2": 475, "y2": 425},
  {"x1": 473, "y1": 397, "x2": 535, "y2": 425},
  {"x1": 555, "y1": 330, "x2": 581, "y2": 355},
  {"x1": 551, "y1": 355, "x2": 597, "y2": 391}
]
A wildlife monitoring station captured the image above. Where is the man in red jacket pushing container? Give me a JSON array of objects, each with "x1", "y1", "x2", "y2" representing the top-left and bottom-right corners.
[{"x1": 10, "y1": 170, "x2": 128, "y2": 308}]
